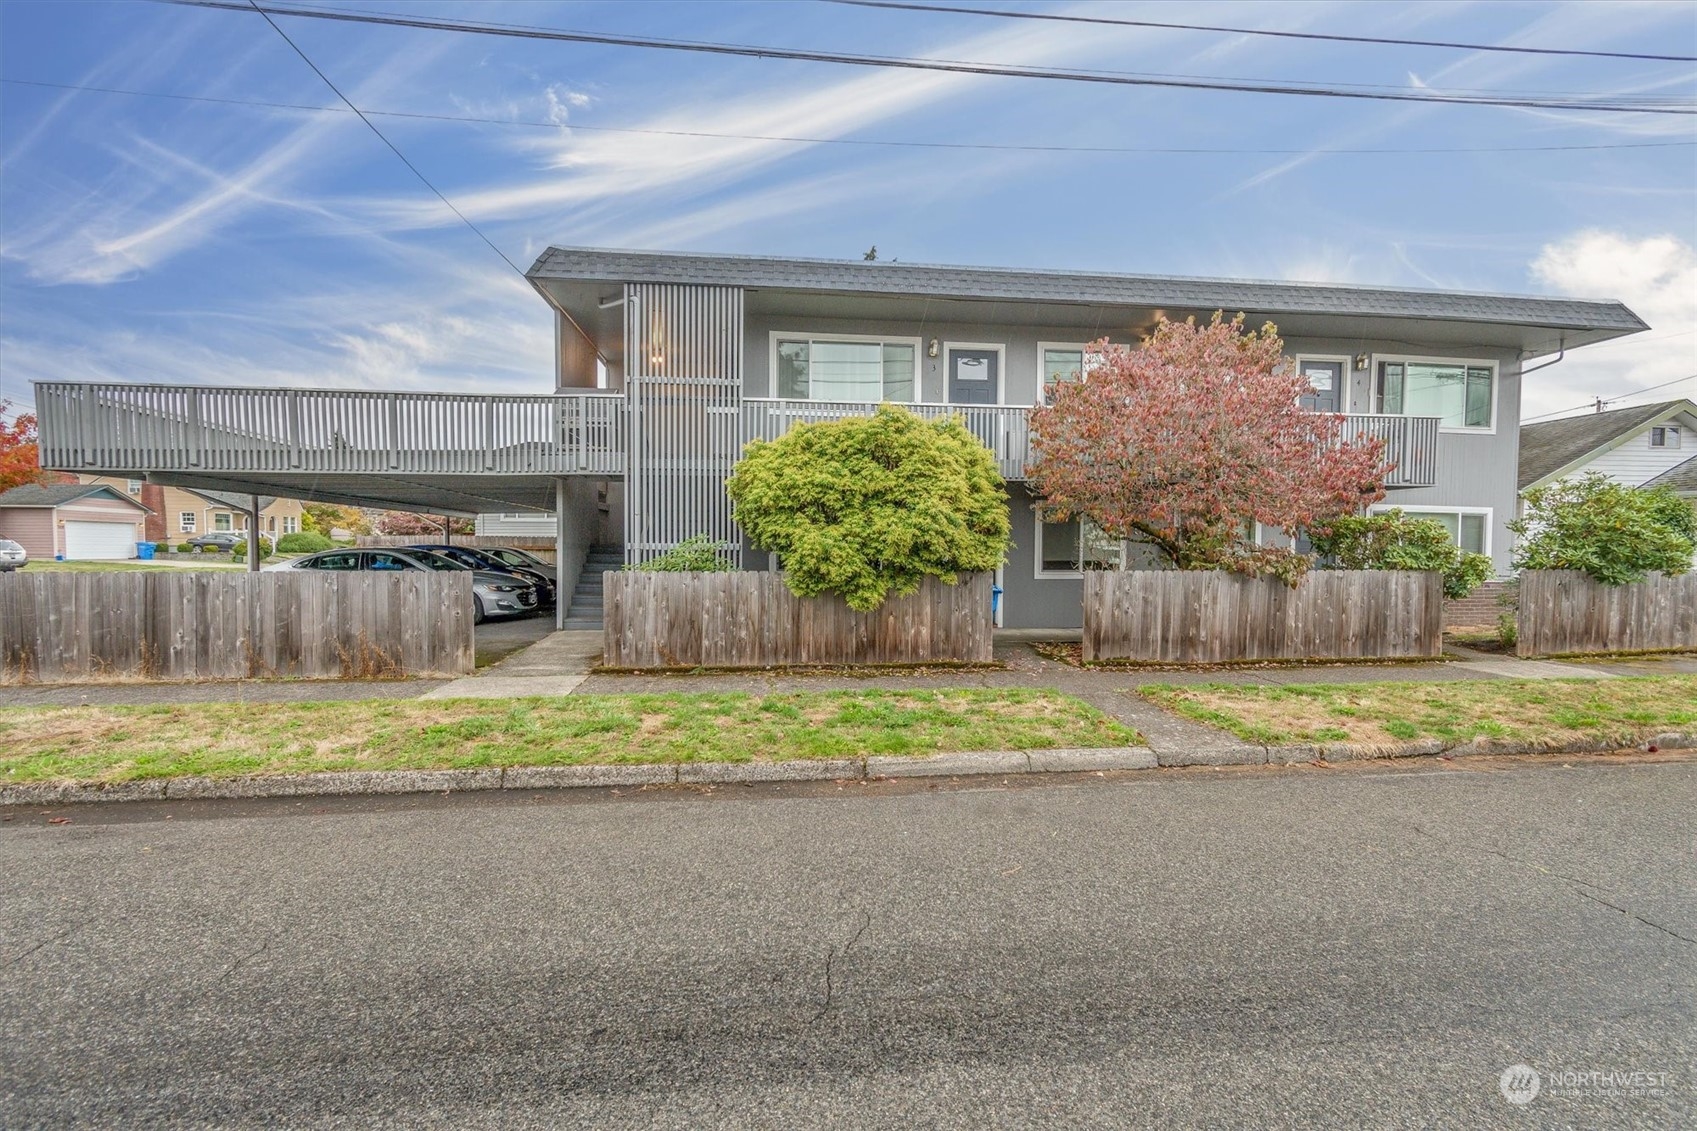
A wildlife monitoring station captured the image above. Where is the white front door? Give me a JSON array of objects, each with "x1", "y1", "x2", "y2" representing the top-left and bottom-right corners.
[{"x1": 63, "y1": 520, "x2": 136, "y2": 560}]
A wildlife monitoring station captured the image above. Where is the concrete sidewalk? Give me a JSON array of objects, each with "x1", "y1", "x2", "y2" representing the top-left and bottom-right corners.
[{"x1": 420, "y1": 630, "x2": 601, "y2": 699}]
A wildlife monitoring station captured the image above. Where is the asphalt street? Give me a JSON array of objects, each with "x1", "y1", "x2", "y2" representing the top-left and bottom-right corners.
[{"x1": 2, "y1": 755, "x2": 1692, "y2": 1128}]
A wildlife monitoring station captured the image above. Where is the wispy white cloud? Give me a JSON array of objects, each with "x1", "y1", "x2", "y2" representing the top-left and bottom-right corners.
[{"x1": 1522, "y1": 230, "x2": 1697, "y2": 419}]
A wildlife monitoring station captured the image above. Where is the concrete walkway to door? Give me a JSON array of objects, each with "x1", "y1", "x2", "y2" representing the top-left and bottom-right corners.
[{"x1": 419, "y1": 631, "x2": 601, "y2": 700}]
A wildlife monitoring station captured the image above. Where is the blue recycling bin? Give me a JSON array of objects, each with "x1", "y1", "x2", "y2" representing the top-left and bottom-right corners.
[
  {"x1": 991, "y1": 584, "x2": 1002, "y2": 620},
  {"x1": 136, "y1": 542, "x2": 155, "y2": 560}
]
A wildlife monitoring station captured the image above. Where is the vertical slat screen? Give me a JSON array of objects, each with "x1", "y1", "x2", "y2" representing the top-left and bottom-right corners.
[{"x1": 623, "y1": 283, "x2": 744, "y2": 564}]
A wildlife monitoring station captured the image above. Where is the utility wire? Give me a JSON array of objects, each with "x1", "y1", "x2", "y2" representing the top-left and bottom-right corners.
[
  {"x1": 162, "y1": 1, "x2": 1697, "y2": 115},
  {"x1": 830, "y1": 0, "x2": 1697, "y2": 64},
  {"x1": 238, "y1": 0, "x2": 526, "y2": 279},
  {"x1": 1521, "y1": 374, "x2": 1697, "y2": 422},
  {"x1": 11, "y1": 76, "x2": 1697, "y2": 157}
]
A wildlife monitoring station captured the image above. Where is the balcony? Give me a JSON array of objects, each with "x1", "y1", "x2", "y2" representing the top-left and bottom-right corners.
[
  {"x1": 33, "y1": 382, "x2": 626, "y2": 477},
  {"x1": 33, "y1": 382, "x2": 1440, "y2": 491}
]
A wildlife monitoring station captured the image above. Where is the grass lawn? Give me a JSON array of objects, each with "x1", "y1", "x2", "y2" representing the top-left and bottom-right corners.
[
  {"x1": 0, "y1": 689, "x2": 1140, "y2": 785},
  {"x1": 1141, "y1": 675, "x2": 1697, "y2": 747},
  {"x1": 18, "y1": 560, "x2": 242, "y2": 572}
]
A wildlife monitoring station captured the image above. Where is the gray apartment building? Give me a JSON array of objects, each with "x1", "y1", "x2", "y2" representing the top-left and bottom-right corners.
[{"x1": 34, "y1": 247, "x2": 1646, "y2": 629}]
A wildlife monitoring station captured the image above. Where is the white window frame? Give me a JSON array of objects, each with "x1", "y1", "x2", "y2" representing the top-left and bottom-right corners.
[
  {"x1": 1292, "y1": 355, "x2": 1353, "y2": 413},
  {"x1": 1650, "y1": 425, "x2": 1682, "y2": 449},
  {"x1": 941, "y1": 341, "x2": 1007, "y2": 405},
  {"x1": 1034, "y1": 508, "x2": 1127, "y2": 579},
  {"x1": 1368, "y1": 504, "x2": 1493, "y2": 557},
  {"x1": 213, "y1": 512, "x2": 232, "y2": 532},
  {"x1": 282, "y1": 516, "x2": 299, "y2": 535},
  {"x1": 179, "y1": 512, "x2": 196, "y2": 533},
  {"x1": 767, "y1": 331, "x2": 923, "y2": 403},
  {"x1": 1370, "y1": 354, "x2": 1499, "y2": 435},
  {"x1": 125, "y1": 479, "x2": 143, "y2": 495},
  {"x1": 1038, "y1": 341, "x2": 1112, "y2": 397}
]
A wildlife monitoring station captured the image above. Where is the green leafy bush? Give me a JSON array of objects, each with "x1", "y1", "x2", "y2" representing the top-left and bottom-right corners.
[
  {"x1": 1510, "y1": 473, "x2": 1696, "y2": 585},
  {"x1": 725, "y1": 404, "x2": 1010, "y2": 611},
  {"x1": 1308, "y1": 509, "x2": 1493, "y2": 599},
  {"x1": 176, "y1": 542, "x2": 194, "y2": 554},
  {"x1": 629, "y1": 534, "x2": 735, "y2": 572},
  {"x1": 277, "y1": 531, "x2": 333, "y2": 554},
  {"x1": 228, "y1": 538, "x2": 274, "y2": 562},
  {"x1": 154, "y1": 542, "x2": 170, "y2": 553}
]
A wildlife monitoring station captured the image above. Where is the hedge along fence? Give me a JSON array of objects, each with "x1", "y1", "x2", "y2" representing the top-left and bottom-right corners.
[
  {"x1": 0, "y1": 572, "x2": 474, "y2": 683},
  {"x1": 1083, "y1": 569, "x2": 1444, "y2": 663},
  {"x1": 1516, "y1": 570, "x2": 1697, "y2": 657},
  {"x1": 604, "y1": 571, "x2": 994, "y2": 669}
]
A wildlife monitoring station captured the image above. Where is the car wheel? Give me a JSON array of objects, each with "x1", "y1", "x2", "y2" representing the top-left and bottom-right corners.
[{"x1": 473, "y1": 596, "x2": 486, "y2": 625}]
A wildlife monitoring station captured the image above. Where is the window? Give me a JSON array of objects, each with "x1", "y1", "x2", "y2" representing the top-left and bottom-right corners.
[
  {"x1": 773, "y1": 336, "x2": 917, "y2": 402},
  {"x1": 282, "y1": 516, "x2": 298, "y2": 534},
  {"x1": 304, "y1": 551, "x2": 360, "y2": 571},
  {"x1": 1374, "y1": 507, "x2": 1490, "y2": 556},
  {"x1": 179, "y1": 512, "x2": 196, "y2": 533},
  {"x1": 1037, "y1": 511, "x2": 1125, "y2": 576},
  {"x1": 213, "y1": 513, "x2": 232, "y2": 532},
  {"x1": 126, "y1": 479, "x2": 142, "y2": 495},
  {"x1": 1650, "y1": 425, "x2": 1682, "y2": 449},
  {"x1": 1374, "y1": 360, "x2": 1494, "y2": 429},
  {"x1": 365, "y1": 552, "x2": 416, "y2": 572},
  {"x1": 1039, "y1": 343, "x2": 1109, "y2": 399}
]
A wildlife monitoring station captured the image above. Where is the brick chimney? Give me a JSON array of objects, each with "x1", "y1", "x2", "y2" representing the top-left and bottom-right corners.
[{"x1": 138, "y1": 483, "x2": 167, "y2": 542}]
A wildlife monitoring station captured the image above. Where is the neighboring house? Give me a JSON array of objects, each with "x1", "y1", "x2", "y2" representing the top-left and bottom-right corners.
[
  {"x1": 1519, "y1": 399, "x2": 1697, "y2": 503},
  {"x1": 0, "y1": 483, "x2": 150, "y2": 561},
  {"x1": 32, "y1": 247, "x2": 1647, "y2": 628},
  {"x1": 76, "y1": 477, "x2": 306, "y2": 542}
]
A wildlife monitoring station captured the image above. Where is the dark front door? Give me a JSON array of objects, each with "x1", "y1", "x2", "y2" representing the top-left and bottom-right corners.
[
  {"x1": 947, "y1": 348, "x2": 999, "y2": 405},
  {"x1": 1298, "y1": 360, "x2": 1343, "y2": 413}
]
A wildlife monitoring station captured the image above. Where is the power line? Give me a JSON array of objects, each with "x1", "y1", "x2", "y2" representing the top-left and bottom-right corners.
[
  {"x1": 11, "y1": 76, "x2": 1697, "y2": 157},
  {"x1": 830, "y1": 0, "x2": 1697, "y2": 64},
  {"x1": 237, "y1": 0, "x2": 526, "y2": 279},
  {"x1": 161, "y1": 1, "x2": 1697, "y2": 116},
  {"x1": 1522, "y1": 374, "x2": 1697, "y2": 422}
]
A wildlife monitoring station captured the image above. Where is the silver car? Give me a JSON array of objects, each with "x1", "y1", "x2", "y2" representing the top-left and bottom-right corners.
[
  {"x1": 0, "y1": 538, "x2": 26, "y2": 571},
  {"x1": 285, "y1": 547, "x2": 539, "y2": 624}
]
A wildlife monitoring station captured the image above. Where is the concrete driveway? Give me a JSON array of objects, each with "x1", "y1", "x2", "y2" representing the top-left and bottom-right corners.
[
  {"x1": 474, "y1": 611, "x2": 556, "y2": 668},
  {"x1": 2, "y1": 755, "x2": 1690, "y2": 1127}
]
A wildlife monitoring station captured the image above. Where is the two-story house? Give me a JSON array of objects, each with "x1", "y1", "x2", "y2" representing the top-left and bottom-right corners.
[
  {"x1": 1519, "y1": 398, "x2": 1697, "y2": 503},
  {"x1": 32, "y1": 247, "x2": 1647, "y2": 629}
]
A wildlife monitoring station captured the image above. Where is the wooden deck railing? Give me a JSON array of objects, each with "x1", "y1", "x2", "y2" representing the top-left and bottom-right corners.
[
  {"x1": 741, "y1": 399, "x2": 1033, "y2": 480},
  {"x1": 32, "y1": 382, "x2": 626, "y2": 475},
  {"x1": 33, "y1": 382, "x2": 1441, "y2": 489}
]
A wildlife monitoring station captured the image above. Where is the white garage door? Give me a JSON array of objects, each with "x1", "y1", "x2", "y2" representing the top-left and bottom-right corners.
[{"x1": 63, "y1": 520, "x2": 137, "y2": 560}]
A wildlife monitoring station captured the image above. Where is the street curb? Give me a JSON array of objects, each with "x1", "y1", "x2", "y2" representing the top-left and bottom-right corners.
[{"x1": 2, "y1": 736, "x2": 1690, "y2": 807}]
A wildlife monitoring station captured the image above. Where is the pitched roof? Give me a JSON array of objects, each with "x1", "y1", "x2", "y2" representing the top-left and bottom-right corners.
[
  {"x1": 185, "y1": 488, "x2": 280, "y2": 512},
  {"x1": 529, "y1": 246, "x2": 1649, "y2": 334},
  {"x1": 0, "y1": 483, "x2": 150, "y2": 510},
  {"x1": 1645, "y1": 454, "x2": 1697, "y2": 494},
  {"x1": 1519, "y1": 400, "x2": 1697, "y2": 489}
]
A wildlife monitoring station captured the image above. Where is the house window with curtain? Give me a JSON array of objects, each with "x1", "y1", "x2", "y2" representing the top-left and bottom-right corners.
[
  {"x1": 213, "y1": 513, "x2": 232, "y2": 532},
  {"x1": 1374, "y1": 360, "x2": 1494, "y2": 429},
  {"x1": 773, "y1": 337, "x2": 917, "y2": 402},
  {"x1": 1650, "y1": 425, "x2": 1681, "y2": 449},
  {"x1": 1036, "y1": 510, "x2": 1125, "y2": 576}
]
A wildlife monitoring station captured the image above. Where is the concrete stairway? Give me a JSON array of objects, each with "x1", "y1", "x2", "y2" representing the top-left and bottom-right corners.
[{"x1": 559, "y1": 545, "x2": 622, "y2": 629}]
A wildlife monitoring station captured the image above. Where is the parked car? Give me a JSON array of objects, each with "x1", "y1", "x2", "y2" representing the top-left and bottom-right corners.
[
  {"x1": 479, "y1": 546, "x2": 558, "y2": 585},
  {"x1": 284, "y1": 547, "x2": 539, "y2": 624},
  {"x1": 184, "y1": 532, "x2": 273, "y2": 553},
  {"x1": 404, "y1": 544, "x2": 556, "y2": 606},
  {"x1": 0, "y1": 538, "x2": 26, "y2": 571}
]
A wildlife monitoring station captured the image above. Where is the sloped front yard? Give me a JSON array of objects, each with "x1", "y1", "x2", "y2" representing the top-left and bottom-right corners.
[
  {"x1": 1140, "y1": 675, "x2": 1697, "y2": 747},
  {"x1": 0, "y1": 689, "x2": 1138, "y2": 786}
]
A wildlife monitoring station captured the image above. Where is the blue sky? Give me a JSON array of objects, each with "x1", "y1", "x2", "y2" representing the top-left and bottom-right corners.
[{"x1": 2, "y1": 0, "x2": 1694, "y2": 422}]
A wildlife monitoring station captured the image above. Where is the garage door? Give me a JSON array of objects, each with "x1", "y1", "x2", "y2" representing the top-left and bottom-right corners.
[{"x1": 63, "y1": 520, "x2": 137, "y2": 560}]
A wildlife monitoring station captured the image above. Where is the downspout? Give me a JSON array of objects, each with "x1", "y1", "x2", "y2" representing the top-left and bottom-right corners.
[{"x1": 1519, "y1": 337, "x2": 1566, "y2": 378}]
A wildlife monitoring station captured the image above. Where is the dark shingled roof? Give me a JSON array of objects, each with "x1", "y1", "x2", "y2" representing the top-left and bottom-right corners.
[
  {"x1": 0, "y1": 483, "x2": 146, "y2": 509},
  {"x1": 1645, "y1": 454, "x2": 1697, "y2": 494},
  {"x1": 1518, "y1": 400, "x2": 1693, "y2": 489},
  {"x1": 187, "y1": 488, "x2": 280, "y2": 512},
  {"x1": 529, "y1": 247, "x2": 1648, "y2": 332}
]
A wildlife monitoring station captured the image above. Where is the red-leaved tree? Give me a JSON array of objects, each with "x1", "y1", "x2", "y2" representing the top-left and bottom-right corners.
[
  {"x1": 373, "y1": 511, "x2": 474, "y2": 536},
  {"x1": 1026, "y1": 313, "x2": 1390, "y2": 581},
  {"x1": 0, "y1": 401, "x2": 49, "y2": 493}
]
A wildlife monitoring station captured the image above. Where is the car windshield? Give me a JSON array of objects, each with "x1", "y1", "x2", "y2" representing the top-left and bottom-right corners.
[
  {"x1": 405, "y1": 550, "x2": 469, "y2": 571},
  {"x1": 493, "y1": 548, "x2": 546, "y2": 568},
  {"x1": 0, "y1": 539, "x2": 21, "y2": 551}
]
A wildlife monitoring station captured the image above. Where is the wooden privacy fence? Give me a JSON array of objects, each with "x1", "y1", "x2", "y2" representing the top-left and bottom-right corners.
[
  {"x1": 1516, "y1": 570, "x2": 1697, "y2": 657},
  {"x1": 0, "y1": 572, "x2": 474, "y2": 683},
  {"x1": 604, "y1": 571, "x2": 994, "y2": 668},
  {"x1": 1083, "y1": 569, "x2": 1444, "y2": 663}
]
